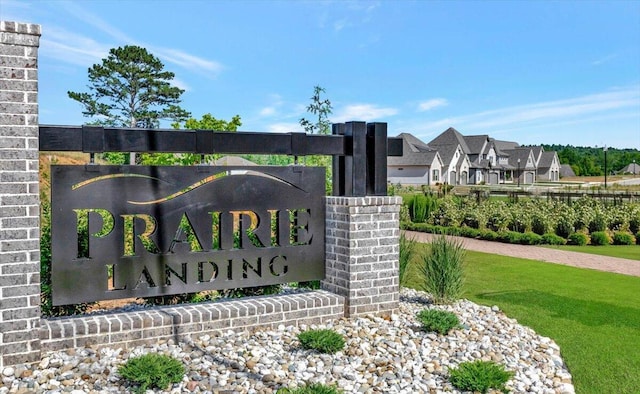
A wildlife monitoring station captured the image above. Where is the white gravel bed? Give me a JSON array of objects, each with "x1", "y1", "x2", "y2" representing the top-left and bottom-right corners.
[{"x1": 0, "y1": 288, "x2": 574, "y2": 394}]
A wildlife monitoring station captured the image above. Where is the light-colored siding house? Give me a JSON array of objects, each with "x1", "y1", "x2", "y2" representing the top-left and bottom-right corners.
[
  {"x1": 428, "y1": 127, "x2": 471, "y2": 185},
  {"x1": 504, "y1": 148, "x2": 537, "y2": 184},
  {"x1": 537, "y1": 150, "x2": 561, "y2": 181},
  {"x1": 387, "y1": 133, "x2": 444, "y2": 185}
]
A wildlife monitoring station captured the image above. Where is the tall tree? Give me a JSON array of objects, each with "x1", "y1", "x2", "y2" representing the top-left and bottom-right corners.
[
  {"x1": 68, "y1": 45, "x2": 190, "y2": 163},
  {"x1": 299, "y1": 85, "x2": 333, "y2": 135}
]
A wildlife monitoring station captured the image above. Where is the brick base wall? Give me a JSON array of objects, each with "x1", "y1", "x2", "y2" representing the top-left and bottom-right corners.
[
  {"x1": 41, "y1": 291, "x2": 344, "y2": 352},
  {"x1": 323, "y1": 196, "x2": 401, "y2": 317}
]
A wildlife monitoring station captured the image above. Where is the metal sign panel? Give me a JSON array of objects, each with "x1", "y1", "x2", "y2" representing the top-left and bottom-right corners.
[{"x1": 51, "y1": 165, "x2": 325, "y2": 305}]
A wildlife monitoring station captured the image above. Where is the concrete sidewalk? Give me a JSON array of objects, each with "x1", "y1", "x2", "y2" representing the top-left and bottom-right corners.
[{"x1": 405, "y1": 231, "x2": 640, "y2": 277}]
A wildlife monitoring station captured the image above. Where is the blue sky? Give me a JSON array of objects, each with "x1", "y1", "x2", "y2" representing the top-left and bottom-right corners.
[{"x1": 2, "y1": 0, "x2": 639, "y2": 149}]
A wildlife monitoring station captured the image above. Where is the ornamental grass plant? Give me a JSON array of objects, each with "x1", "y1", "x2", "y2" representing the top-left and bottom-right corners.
[{"x1": 420, "y1": 234, "x2": 465, "y2": 304}]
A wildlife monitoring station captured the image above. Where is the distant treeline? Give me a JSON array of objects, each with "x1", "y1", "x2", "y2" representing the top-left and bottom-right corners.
[{"x1": 540, "y1": 144, "x2": 640, "y2": 176}]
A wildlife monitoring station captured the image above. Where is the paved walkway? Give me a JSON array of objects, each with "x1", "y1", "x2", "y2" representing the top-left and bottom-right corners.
[{"x1": 405, "y1": 231, "x2": 640, "y2": 277}]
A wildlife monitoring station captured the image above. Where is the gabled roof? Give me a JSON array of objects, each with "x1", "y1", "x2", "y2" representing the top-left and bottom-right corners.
[
  {"x1": 463, "y1": 135, "x2": 490, "y2": 155},
  {"x1": 428, "y1": 127, "x2": 471, "y2": 154},
  {"x1": 538, "y1": 151, "x2": 558, "y2": 169},
  {"x1": 494, "y1": 140, "x2": 519, "y2": 155},
  {"x1": 387, "y1": 133, "x2": 441, "y2": 166},
  {"x1": 560, "y1": 164, "x2": 576, "y2": 177},
  {"x1": 503, "y1": 148, "x2": 536, "y2": 169},
  {"x1": 428, "y1": 142, "x2": 460, "y2": 166}
]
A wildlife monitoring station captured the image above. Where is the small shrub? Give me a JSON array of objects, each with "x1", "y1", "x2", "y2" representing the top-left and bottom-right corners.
[
  {"x1": 458, "y1": 226, "x2": 481, "y2": 238},
  {"x1": 298, "y1": 329, "x2": 345, "y2": 354},
  {"x1": 541, "y1": 233, "x2": 567, "y2": 245},
  {"x1": 568, "y1": 232, "x2": 588, "y2": 246},
  {"x1": 479, "y1": 229, "x2": 498, "y2": 241},
  {"x1": 118, "y1": 353, "x2": 185, "y2": 394},
  {"x1": 277, "y1": 384, "x2": 342, "y2": 394},
  {"x1": 612, "y1": 231, "x2": 635, "y2": 246},
  {"x1": 519, "y1": 231, "x2": 542, "y2": 245},
  {"x1": 449, "y1": 360, "x2": 513, "y2": 394},
  {"x1": 589, "y1": 215, "x2": 607, "y2": 233},
  {"x1": 399, "y1": 232, "x2": 418, "y2": 287},
  {"x1": 590, "y1": 231, "x2": 611, "y2": 246},
  {"x1": 637, "y1": 231, "x2": 640, "y2": 245},
  {"x1": 416, "y1": 309, "x2": 460, "y2": 335},
  {"x1": 420, "y1": 235, "x2": 465, "y2": 304}
]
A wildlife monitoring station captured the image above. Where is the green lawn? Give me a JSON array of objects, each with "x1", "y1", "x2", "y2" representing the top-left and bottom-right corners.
[
  {"x1": 543, "y1": 244, "x2": 640, "y2": 261},
  {"x1": 405, "y1": 247, "x2": 640, "y2": 394}
]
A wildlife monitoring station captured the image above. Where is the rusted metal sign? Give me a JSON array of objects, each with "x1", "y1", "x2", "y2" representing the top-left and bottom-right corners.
[{"x1": 51, "y1": 165, "x2": 325, "y2": 305}]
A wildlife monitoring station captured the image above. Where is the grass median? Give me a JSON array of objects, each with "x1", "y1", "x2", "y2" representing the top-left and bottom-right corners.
[
  {"x1": 543, "y1": 244, "x2": 640, "y2": 261},
  {"x1": 404, "y1": 246, "x2": 640, "y2": 394}
]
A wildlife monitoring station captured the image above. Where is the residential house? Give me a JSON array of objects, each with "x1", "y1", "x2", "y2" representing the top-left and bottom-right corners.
[
  {"x1": 536, "y1": 150, "x2": 561, "y2": 181},
  {"x1": 503, "y1": 148, "x2": 537, "y2": 184},
  {"x1": 387, "y1": 128, "x2": 561, "y2": 186},
  {"x1": 427, "y1": 127, "x2": 471, "y2": 185},
  {"x1": 387, "y1": 133, "x2": 444, "y2": 185}
]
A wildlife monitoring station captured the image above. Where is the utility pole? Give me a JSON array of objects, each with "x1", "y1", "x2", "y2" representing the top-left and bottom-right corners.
[{"x1": 603, "y1": 146, "x2": 608, "y2": 189}]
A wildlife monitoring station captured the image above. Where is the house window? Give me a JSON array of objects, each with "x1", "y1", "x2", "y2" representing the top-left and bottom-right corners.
[{"x1": 432, "y1": 169, "x2": 439, "y2": 181}]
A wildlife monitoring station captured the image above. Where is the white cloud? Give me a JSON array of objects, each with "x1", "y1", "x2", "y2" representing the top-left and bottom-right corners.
[
  {"x1": 413, "y1": 86, "x2": 640, "y2": 134},
  {"x1": 592, "y1": 53, "x2": 619, "y2": 66},
  {"x1": 40, "y1": 31, "x2": 110, "y2": 66},
  {"x1": 265, "y1": 122, "x2": 305, "y2": 133},
  {"x1": 417, "y1": 98, "x2": 448, "y2": 112},
  {"x1": 333, "y1": 104, "x2": 398, "y2": 123},
  {"x1": 152, "y1": 48, "x2": 224, "y2": 77},
  {"x1": 260, "y1": 107, "x2": 277, "y2": 116}
]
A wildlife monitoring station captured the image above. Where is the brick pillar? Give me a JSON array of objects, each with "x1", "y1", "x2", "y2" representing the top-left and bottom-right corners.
[
  {"x1": 0, "y1": 21, "x2": 42, "y2": 368},
  {"x1": 323, "y1": 196, "x2": 401, "y2": 317}
]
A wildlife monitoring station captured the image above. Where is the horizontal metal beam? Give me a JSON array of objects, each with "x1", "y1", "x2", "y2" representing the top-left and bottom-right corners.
[{"x1": 39, "y1": 125, "x2": 403, "y2": 156}]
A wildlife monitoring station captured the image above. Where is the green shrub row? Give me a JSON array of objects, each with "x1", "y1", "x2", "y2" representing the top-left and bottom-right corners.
[
  {"x1": 409, "y1": 194, "x2": 640, "y2": 238},
  {"x1": 403, "y1": 222, "x2": 639, "y2": 246}
]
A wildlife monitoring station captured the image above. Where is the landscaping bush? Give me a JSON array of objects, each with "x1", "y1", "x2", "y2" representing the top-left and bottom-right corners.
[
  {"x1": 478, "y1": 229, "x2": 498, "y2": 241},
  {"x1": 118, "y1": 353, "x2": 185, "y2": 394},
  {"x1": 590, "y1": 231, "x2": 611, "y2": 246},
  {"x1": 277, "y1": 384, "x2": 342, "y2": 394},
  {"x1": 458, "y1": 226, "x2": 481, "y2": 238},
  {"x1": 448, "y1": 360, "x2": 513, "y2": 394},
  {"x1": 420, "y1": 235, "x2": 465, "y2": 304},
  {"x1": 519, "y1": 231, "x2": 543, "y2": 245},
  {"x1": 298, "y1": 329, "x2": 345, "y2": 354},
  {"x1": 637, "y1": 231, "x2": 640, "y2": 245},
  {"x1": 612, "y1": 231, "x2": 635, "y2": 246},
  {"x1": 588, "y1": 214, "x2": 607, "y2": 233},
  {"x1": 416, "y1": 309, "x2": 460, "y2": 335},
  {"x1": 567, "y1": 232, "x2": 589, "y2": 246},
  {"x1": 399, "y1": 232, "x2": 417, "y2": 287},
  {"x1": 554, "y1": 214, "x2": 574, "y2": 238},
  {"x1": 541, "y1": 233, "x2": 567, "y2": 245}
]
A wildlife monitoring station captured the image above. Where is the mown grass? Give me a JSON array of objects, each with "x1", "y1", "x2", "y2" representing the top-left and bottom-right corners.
[
  {"x1": 543, "y1": 244, "x2": 640, "y2": 261},
  {"x1": 404, "y1": 245, "x2": 640, "y2": 394}
]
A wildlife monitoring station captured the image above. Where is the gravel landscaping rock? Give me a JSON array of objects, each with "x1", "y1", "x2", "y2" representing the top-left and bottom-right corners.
[{"x1": 0, "y1": 288, "x2": 574, "y2": 393}]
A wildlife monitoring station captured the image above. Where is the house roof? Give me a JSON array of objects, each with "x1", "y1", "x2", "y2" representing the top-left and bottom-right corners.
[
  {"x1": 428, "y1": 127, "x2": 471, "y2": 154},
  {"x1": 387, "y1": 133, "x2": 440, "y2": 166},
  {"x1": 502, "y1": 148, "x2": 536, "y2": 169},
  {"x1": 620, "y1": 162, "x2": 640, "y2": 174},
  {"x1": 494, "y1": 140, "x2": 520, "y2": 155},
  {"x1": 538, "y1": 151, "x2": 557, "y2": 170},
  {"x1": 212, "y1": 156, "x2": 257, "y2": 166},
  {"x1": 560, "y1": 164, "x2": 576, "y2": 177},
  {"x1": 463, "y1": 135, "x2": 489, "y2": 155}
]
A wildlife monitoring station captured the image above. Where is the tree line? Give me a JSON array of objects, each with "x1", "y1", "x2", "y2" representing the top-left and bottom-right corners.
[{"x1": 541, "y1": 144, "x2": 640, "y2": 176}]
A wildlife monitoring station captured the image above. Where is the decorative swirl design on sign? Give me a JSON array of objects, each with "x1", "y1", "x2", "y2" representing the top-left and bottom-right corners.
[
  {"x1": 71, "y1": 173, "x2": 163, "y2": 190},
  {"x1": 72, "y1": 170, "x2": 307, "y2": 205}
]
